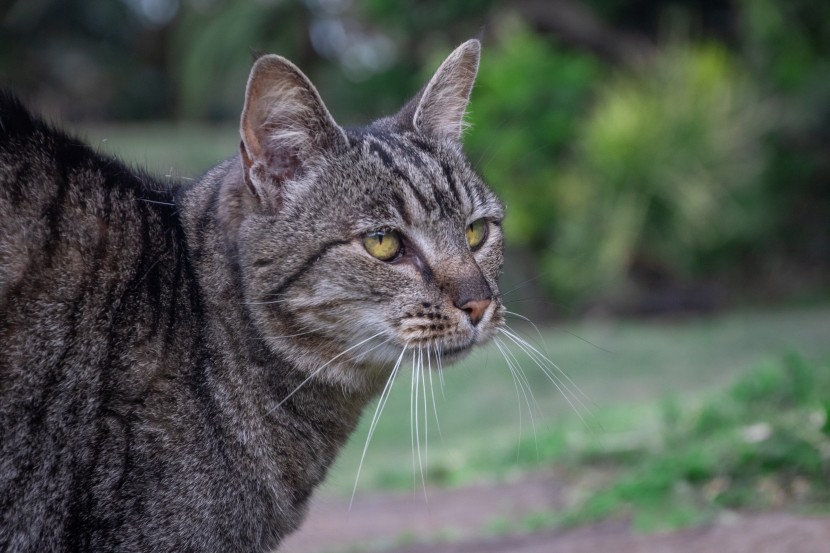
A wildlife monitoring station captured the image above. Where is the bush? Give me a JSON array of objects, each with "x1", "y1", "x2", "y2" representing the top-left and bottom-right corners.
[
  {"x1": 464, "y1": 18, "x2": 603, "y2": 249},
  {"x1": 547, "y1": 42, "x2": 773, "y2": 303}
]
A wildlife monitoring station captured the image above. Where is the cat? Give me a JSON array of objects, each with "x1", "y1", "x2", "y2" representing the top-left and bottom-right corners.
[{"x1": 0, "y1": 38, "x2": 504, "y2": 552}]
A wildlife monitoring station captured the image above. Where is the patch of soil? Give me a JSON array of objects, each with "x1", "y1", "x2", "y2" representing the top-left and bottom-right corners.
[
  {"x1": 281, "y1": 471, "x2": 830, "y2": 553},
  {"x1": 384, "y1": 514, "x2": 830, "y2": 553}
]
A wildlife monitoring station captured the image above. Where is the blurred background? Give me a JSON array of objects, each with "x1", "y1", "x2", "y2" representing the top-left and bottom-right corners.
[{"x1": 3, "y1": 0, "x2": 829, "y2": 551}]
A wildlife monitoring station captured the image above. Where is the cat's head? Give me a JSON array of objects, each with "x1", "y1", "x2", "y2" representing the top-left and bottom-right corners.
[{"x1": 232, "y1": 40, "x2": 504, "y2": 386}]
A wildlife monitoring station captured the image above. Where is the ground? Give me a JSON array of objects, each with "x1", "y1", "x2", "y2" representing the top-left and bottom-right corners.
[{"x1": 282, "y1": 471, "x2": 830, "y2": 553}]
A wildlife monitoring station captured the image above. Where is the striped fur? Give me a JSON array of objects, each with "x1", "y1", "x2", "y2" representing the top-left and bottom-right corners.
[{"x1": 0, "y1": 40, "x2": 503, "y2": 552}]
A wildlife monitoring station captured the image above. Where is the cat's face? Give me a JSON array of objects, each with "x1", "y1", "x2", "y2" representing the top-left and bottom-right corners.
[{"x1": 235, "y1": 40, "x2": 502, "y2": 382}]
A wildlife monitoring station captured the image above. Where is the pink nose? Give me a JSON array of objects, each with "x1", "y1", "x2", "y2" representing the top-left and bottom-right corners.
[{"x1": 457, "y1": 298, "x2": 491, "y2": 326}]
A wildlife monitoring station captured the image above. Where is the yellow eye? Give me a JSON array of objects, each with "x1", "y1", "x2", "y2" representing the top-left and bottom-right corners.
[
  {"x1": 363, "y1": 230, "x2": 403, "y2": 261},
  {"x1": 465, "y1": 218, "x2": 488, "y2": 250}
]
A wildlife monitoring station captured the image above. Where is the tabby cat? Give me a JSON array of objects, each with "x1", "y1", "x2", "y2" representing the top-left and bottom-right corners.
[{"x1": 0, "y1": 39, "x2": 504, "y2": 551}]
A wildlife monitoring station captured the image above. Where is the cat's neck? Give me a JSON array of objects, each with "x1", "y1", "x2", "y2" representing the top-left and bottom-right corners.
[{"x1": 173, "y1": 161, "x2": 374, "y2": 528}]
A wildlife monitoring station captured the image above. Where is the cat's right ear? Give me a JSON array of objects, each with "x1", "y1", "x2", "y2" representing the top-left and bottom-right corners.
[
  {"x1": 239, "y1": 55, "x2": 347, "y2": 208},
  {"x1": 394, "y1": 39, "x2": 481, "y2": 142}
]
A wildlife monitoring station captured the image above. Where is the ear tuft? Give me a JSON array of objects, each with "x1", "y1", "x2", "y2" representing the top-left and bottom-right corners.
[
  {"x1": 412, "y1": 39, "x2": 481, "y2": 141},
  {"x1": 239, "y1": 55, "x2": 346, "y2": 206}
]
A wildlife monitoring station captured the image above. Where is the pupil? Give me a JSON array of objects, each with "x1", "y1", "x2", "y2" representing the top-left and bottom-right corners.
[{"x1": 377, "y1": 233, "x2": 384, "y2": 245}]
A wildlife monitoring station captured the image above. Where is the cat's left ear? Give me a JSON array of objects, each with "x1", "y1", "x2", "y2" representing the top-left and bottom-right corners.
[
  {"x1": 239, "y1": 54, "x2": 347, "y2": 206},
  {"x1": 401, "y1": 39, "x2": 481, "y2": 142}
]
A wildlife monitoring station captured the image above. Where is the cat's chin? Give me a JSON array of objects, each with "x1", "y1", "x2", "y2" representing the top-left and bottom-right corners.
[{"x1": 437, "y1": 342, "x2": 475, "y2": 364}]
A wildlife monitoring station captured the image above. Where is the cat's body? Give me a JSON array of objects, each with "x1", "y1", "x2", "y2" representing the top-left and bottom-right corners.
[{"x1": 0, "y1": 40, "x2": 504, "y2": 552}]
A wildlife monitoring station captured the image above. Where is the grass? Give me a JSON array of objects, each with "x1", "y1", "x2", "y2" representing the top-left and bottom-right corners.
[
  {"x1": 555, "y1": 352, "x2": 830, "y2": 532},
  {"x1": 78, "y1": 123, "x2": 238, "y2": 179},
  {"x1": 324, "y1": 304, "x2": 830, "y2": 498}
]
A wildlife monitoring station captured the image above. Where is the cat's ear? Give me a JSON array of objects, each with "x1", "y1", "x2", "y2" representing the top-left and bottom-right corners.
[
  {"x1": 402, "y1": 39, "x2": 481, "y2": 142},
  {"x1": 239, "y1": 54, "x2": 347, "y2": 203}
]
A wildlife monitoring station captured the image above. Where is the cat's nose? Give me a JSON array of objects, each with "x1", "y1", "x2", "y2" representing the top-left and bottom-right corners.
[
  {"x1": 450, "y1": 273, "x2": 493, "y2": 326},
  {"x1": 456, "y1": 298, "x2": 491, "y2": 326}
]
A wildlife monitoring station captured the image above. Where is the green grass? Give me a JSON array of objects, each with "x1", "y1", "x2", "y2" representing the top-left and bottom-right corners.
[
  {"x1": 323, "y1": 304, "x2": 830, "y2": 498},
  {"x1": 556, "y1": 352, "x2": 830, "y2": 532}
]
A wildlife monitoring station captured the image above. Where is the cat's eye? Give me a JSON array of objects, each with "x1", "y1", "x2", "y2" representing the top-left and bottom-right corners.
[
  {"x1": 465, "y1": 218, "x2": 488, "y2": 250},
  {"x1": 363, "y1": 230, "x2": 403, "y2": 261}
]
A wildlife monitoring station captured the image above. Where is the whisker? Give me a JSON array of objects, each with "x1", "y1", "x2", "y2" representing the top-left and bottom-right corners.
[
  {"x1": 269, "y1": 331, "x2": 385, "y2": 413},
  {"x1": 502, "y1": 296, "x2": 552, "y2": 305},
  {"x1": 420, "y1": 345, "x2": 429, "y2": 497},
  {"x1": 561, "y1": 329, "x2": 615, "y2": 355},
  {"x1": 495, "y1": 339, "x2": 526, "y2": 460},
  {"x1": 434, "y1": 342, "x2": 446, "y2": 398},
  {"x1": 351, "y1": 336, "x2": 394, "y2": 365},
  {"x1": 350, "y1": 343, "x2": 408, "y2": 509},
  {"x1": 414, "y1": 346, "x2": 427, "y2": 502},
  {"x1": 243, "y1": 299, "x2": 291, "y2": 305},
  {"x1": 139, "y1": 198, "x2": 175, "y2": 207},
  {"x1": 500, "y1": 329, "x2": 580, "y2": 414},
  {"x1": 502, "y1": 325, "x2": 595, "y2": 408},
  {"x1": 496, "y1": 337, "x2": 543, "y2": 419},
  {"x1": 266, "y1": 327, "x2": 326, "y2": 339},
  {"x1": 494, "y1": 338, "x2": 538, "y2": 454},
  {"x1": 410, "y1": 349, "x2": 417, "y2": 493},
  {"x1": 500, "y1": 273, "x2": 546, "y2": 298},
  {"x1": 499, "y1": 327, "x2": 597, "y2": 430},
  {"x1": 426, "y1": 341, "x2": 443, "y2": 440},
  {"x1": 504, "y1": 310, "x2": 551, "y2": 354}
]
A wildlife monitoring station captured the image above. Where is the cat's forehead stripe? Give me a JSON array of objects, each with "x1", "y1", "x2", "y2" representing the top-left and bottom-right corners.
[
  {"x1": 359, "y1": 132, "x2": 475, "y2": 222},
  {"x1": 364, "y1": 138, "x2": 432, "y2": 215},
  {"x1": 408, "y1": 135, "x2": 473, "y2": 207}
]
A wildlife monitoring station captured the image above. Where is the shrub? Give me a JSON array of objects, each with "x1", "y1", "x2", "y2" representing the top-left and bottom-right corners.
[{"x1": 547, "y1": 42, "x2": 773, "y2": 302}]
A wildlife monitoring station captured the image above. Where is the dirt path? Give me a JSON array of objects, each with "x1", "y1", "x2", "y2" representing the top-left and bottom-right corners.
[
  {"x1": 281, "y1": 472, "x2": 830, "y2": 553},
  {"x1": 383, "y1": 514, "x2": 830, "y2": 553}
]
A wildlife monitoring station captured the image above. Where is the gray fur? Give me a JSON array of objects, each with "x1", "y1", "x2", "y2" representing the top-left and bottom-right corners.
[{"x1": 0, "y1": 39, "x2": 503, "y2": 552}]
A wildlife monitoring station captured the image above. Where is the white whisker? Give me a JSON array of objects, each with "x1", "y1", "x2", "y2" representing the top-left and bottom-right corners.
[
  {"x1": 267, "y1": 327, "x2": 325, "y2": 339},
  {"x1": 350, "y1": 343, "x2": 407, "y2": 509},
  {"x1": 243, "y1": 299, "x2": 291, "y2": 305},
  {"x1": 499, "y1": 327, "x2": 595, "y2": 430},
  {"x1": 494, "y1": 339, "x2": 525, "y2": 460},
  {"x1": 494, "y1": 338, "x2": 538, "y2": 454},
  {"x1": 500, "y1": 273, "x2": 545, "y2": 298},
  {"x1": 503, "y1": 310, "x2": 551, "y2": 355},
  {"x1": 497, "y1": 337, "x2": 543, "y2": 419},
  {"x1": 502, "y1": 325, "x2": 594, "y2": 408},
  {"x1": 414, "y1": 346, "x2": 427, "y2": 502},
  {"x1": 410, "y1": 349, "x2": 417, "y2": 493},
  {"x1": 269, "y1": 331, "x2": 385, "y2": 413},
  {"x1": 426, "y1": 341, "x2": 442, "y2": 440},
  {"x1": 434, "y1": 342, "x2": 446, "y2": 398},
  {"x1": 420, "y1": 345, "x2": 429, "y2": 501}
]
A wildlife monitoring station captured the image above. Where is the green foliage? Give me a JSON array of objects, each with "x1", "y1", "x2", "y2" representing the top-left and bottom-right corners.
[
  {"x1": 738, "y1": 0, "x2": 830, "y2": 263},
  {"x1": 547, "y1": 42, "x2": 772, "y2": 302},
  {"x1": 560, "y1": 354, "x2": 830, "y2": 531},
  {"x1": 740, "y1": 0, "x2": 830, "y2": 96},
  {"x1": 465, "y1": 19, "x2": 603, "y2": 247},
  {"x1": 463, "y1": 20, "x2": 788, "y2": 307},
  {"x1": 171, "y1": 1, "x2": 312, "y2": 120},
  {"x1": 359, "y1": 0, "x2": 494, "y2": 37}
]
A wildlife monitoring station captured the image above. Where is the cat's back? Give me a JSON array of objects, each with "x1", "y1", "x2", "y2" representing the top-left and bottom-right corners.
[
  {"x1": 0, "y1": 90, "x2": 189, "y2": 415},
  {"x1": 0, "y1": 93, "x2": 197, "y2": 550},
  {"x1": 0, "y1": 91, "x2": 173, "y2": 300}
]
